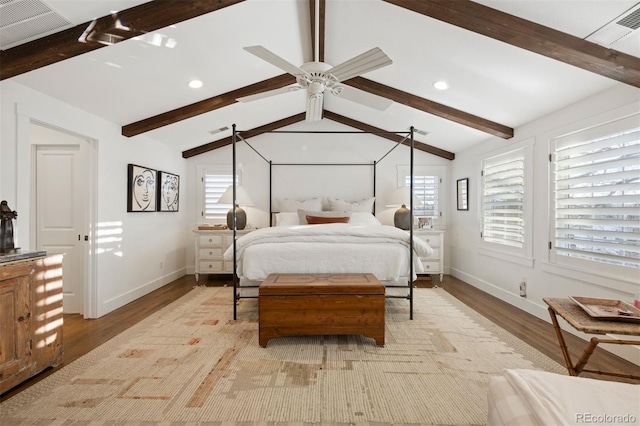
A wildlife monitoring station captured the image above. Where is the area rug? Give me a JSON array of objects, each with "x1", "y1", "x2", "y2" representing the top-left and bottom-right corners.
[{"x1": 0, "y1": 286, "x2": 565, "y2": 425}]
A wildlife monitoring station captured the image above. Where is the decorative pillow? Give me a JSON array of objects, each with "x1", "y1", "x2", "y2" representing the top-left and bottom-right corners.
[
  {"x1": 274, "y1": 212, "x2": 300, "y2": 226},
  {"x1": 327, "y1": 197, "x2": 375, "y2": 212},
  {"x1": 349, "y1": 212, "x2": 382, "y2": 225},
  {"x1": 306, "y1": 215, "x2": 350, "y2": 224},
  {"x1": 297, "y1": 209, "x2": 351, "y2": 224},
  {"x1": 277, "y1": 197, "x2": 323, "y2": 212}
]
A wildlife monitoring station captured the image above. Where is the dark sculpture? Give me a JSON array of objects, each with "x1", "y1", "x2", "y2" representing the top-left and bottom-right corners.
[{"x1": 0, "y1": 200, "x2": 19, "y2": 254}]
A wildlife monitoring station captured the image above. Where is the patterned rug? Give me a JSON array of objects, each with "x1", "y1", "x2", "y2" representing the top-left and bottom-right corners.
[{"x1": 0, "y1": 286, "x2": 565, "y2": 425}]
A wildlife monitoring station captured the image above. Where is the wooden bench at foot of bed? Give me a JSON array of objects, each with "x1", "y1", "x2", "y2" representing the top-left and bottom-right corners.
[{"x1": 258, "y1": 273, "x2": 385, "y2": 347}]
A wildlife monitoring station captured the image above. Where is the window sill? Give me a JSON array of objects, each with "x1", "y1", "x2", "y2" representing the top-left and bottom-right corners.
[
  {"x1": 477, "y1": 247, "x2": 534, "y2": 268},
  {"x1": 540, "y1": 261, "x2": 638, "y2": 294}
]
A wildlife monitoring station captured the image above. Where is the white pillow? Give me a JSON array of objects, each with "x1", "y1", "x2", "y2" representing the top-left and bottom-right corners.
[
  {"x1": 349, "y1": 212, "x2": 382, "y2": 225},
  {"x1": 327, "y1": 197, "x2": 375, "y2": 212},
  {"x1": 297, "y1": 209, "x2": 351, "y2": 224},
  {"x1": 274, "y1": 212, "x2": 300, "y2": 226},
  {"x1": 277, "y1": 197, "x2": 323, "y2": 212}
]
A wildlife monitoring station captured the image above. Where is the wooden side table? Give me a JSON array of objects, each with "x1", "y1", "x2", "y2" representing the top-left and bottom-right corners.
[{"x1": 544, "y1": 298, "x2": 640, "y2": 381}]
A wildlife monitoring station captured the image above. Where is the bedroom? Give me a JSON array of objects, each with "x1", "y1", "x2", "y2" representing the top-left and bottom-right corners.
[{"x1": 0, "y1": 0, "x2": 639, "y2": 409}]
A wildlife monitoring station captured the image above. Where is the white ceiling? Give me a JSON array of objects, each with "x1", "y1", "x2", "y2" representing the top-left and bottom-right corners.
[{"x1": 3, "y1": 0, "x2": 639, "y2": 155}]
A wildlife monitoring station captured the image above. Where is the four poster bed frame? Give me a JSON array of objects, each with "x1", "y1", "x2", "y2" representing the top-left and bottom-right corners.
[{"x1": 228, "y1": 124, "x2": 418, "y2": 320}]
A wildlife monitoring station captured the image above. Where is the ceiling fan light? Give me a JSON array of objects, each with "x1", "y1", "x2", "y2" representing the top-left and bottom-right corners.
[
  {"x1": 433, "y1": 80, "x2": 449, "y2": 90},
  {"x1": 189, "y1": 79, "x2": 203, "y2": 89}
]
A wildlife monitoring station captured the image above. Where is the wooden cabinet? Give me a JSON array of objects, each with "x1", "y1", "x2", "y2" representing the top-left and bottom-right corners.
[
  {"x1": 194, "y1": 229, "x2": 253, "y2": 281},
  {"x1": 0, "y1": 254, "x2": 63, "y2": 394},
  {"x1": 413, "y1": 229, "x2": 445, "y2": 282}
]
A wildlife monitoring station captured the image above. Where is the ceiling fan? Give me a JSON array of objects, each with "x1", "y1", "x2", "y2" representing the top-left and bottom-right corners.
[{"x1": 237, "y1": 2, "x2": 393, "y2": 122}]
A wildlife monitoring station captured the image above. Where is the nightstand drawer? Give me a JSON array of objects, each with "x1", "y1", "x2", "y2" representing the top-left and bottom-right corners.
[
  {"x1": 420, "y1": 235, "x2": 441, "y2": 248},
  {"x1": 421, "y1": 247, "x2": 440, "y2": 260},
  {"x1": 421, "y1": 261, "x2": 440, "y2": 272},
  {"x1": 198, "y1": 260, "x2": 223, "y2": 272},
  {"x1": 199, "y1": 235, "x2": 223, "y2": 246},
  {"x1": 198, "y1": 247, "x2": 223, "y2": 259}
]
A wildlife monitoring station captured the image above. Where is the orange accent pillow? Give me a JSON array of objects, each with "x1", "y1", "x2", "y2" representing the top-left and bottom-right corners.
[{"x1": 305, "y1": 215, "x2": 350, "y2": 224}]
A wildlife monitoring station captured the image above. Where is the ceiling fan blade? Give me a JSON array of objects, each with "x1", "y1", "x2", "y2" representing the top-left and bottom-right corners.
[
  {"x1": 335, "y1": 85, "x2": 393, "y2": 111},
  {"x1": 327, "y1": 47, "x2": 392, "y2": 82},
  {"x1": 244, "y1": 46, "x2": 308, "y2": 77},
  {"x1": 236, "y1": 85, "x2": 302, "y2": 103},
  {"x1": 306, "y1": 94, "x2": 324, "y2": 122}
]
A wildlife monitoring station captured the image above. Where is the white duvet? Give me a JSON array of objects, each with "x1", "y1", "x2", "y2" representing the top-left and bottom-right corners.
[
  {"x1": 501, "y1": 369, "x2": 640, "y2": 425},
  {"x1": 223, "y1": 223, "x2": 433, "y2": 282}
]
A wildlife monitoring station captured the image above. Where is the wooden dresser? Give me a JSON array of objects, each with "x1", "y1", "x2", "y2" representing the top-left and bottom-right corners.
[
  {"x1": 193, "y1": 228, "x2": 253, "y2": 281},
  {"x1": 0, "y1": 254, "x2": 63, "y2": 394}
]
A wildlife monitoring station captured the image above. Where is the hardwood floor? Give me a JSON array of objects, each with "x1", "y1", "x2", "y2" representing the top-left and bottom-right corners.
[{"x1": 2, "y1": 274, "x2": 638, "y2": 402}]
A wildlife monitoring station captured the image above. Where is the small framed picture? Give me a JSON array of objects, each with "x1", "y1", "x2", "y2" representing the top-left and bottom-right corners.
[
  {"x1": 157, "y1": 171, "x2": 180, "y2": 212},
  {"x1": 417, "y1": 217, "x2": 432, "y2": 229},
  {"x1": 457, "y1": 178, "x2": 469, "y2": 211},
  {"x1": 127, "y1": 164, "x2": 157, "y2": 212}
]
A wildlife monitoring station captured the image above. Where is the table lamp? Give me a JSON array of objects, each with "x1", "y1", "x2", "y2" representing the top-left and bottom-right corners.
[
  {"x1": 218, "y1": 185, "x2": 254, "y2": 230},
  {"x1": 385, "y1": 187, "x2": 422, "y2": 230}
]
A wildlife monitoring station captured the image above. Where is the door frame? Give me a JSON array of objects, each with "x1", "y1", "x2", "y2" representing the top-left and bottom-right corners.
[{"x1": 16, "y1": 107, "x2": 98, "y2": 318}]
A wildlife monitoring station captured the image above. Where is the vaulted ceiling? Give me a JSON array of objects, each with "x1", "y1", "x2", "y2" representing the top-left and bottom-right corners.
[{"x1": 2, "y1": 0, "x2": 639, "y2": 160}]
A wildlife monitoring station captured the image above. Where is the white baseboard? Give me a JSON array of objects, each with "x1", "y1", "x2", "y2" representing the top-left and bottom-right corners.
[
  {"x1": 449, "y1": 268, "x2": 640, "y2": 367},
  {"x1": 98, "y1": 268, "x2": 187, "y2": 318}
]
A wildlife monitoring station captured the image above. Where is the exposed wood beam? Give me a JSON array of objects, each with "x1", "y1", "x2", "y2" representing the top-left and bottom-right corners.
[
  {"x1": 309, "y1": 0, "x2": 326, "y2": 62},
  {"x1": 182, "y1": 111, "x2": 455, "y2": 160},
  {"x1": 383, "y1": 0, "x2": 640, "y2": 88},
  {"x1": 182, "y1": 113, "x2": 306, "y2": 158},
  {"x1": 123, "y1": 74, "x2": 294, "y2": 137},
  {"x1": 346, "y1": 77, "x2": 514, "y2": 139},
  {"x1": 0, "y1": 0, "x2": 244, "y2": 81},
  {"x1": 324, "y1": 111, "x2": 455, "y2": 160}
]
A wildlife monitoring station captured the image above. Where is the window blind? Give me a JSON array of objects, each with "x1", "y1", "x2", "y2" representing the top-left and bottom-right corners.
[
  {"x1": 405, "y1": 175, "x2": 439, "y2": 218},
  {"x1": 553, "y1": 123, "x2": 640, "y2": 269},
  {"x1": 482, "y1": 153, "x2": 525, "y2": 248},
  {"x1": 202, "y1": 172, "x2": 236, "y2": 221}
]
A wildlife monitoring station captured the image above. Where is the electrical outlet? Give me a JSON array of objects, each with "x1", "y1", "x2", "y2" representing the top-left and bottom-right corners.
[
  {"x1": 160, "y1": 261, "x2": 164, "y2": 269},
  {"x1": 519, "y1": 277, "x2": 527, "y2": 297}
]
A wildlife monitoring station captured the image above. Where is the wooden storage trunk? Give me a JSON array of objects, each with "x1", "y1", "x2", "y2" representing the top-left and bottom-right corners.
[{"x1": 258, "y1": 273, "x2": 385, "y2": 347}]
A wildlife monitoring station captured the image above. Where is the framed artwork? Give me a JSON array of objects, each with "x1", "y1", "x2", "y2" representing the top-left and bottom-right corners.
[
  {"x1": 457, "y1": 178, "x2": 469, "y2": 211},
  {"x1": 127, "y1": 164, "x2": 157, "y2": 212},
  {"x1": 157, "y1": 170, "x2": 180, "y2": 212}
]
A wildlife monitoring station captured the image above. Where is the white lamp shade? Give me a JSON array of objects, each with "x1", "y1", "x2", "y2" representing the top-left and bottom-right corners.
[
  {"x1": 218, "y1": 185, "x2": 254, "y2": 206},
  {"x1": 385, "y1": 186, "x2": 422, "y2": 208}
]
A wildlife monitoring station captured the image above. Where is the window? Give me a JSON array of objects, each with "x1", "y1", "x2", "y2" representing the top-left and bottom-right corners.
[
  {"x1": 397, "y1": 165, "x2": 446, "y2": 226},
  {"x1": 197, "y1": 165, "x2": 240, "y2": 223},
  {"x1": 551, "y1": 115, "x2": 640, "y2": 273},
  {"x1": 481, "y1": 148, "x2": 526, "y2": 249}
]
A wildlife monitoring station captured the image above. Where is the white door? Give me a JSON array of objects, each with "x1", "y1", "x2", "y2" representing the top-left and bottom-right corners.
[{"x1": 34, "y1": 129, "x2": 88, "y2": 314}]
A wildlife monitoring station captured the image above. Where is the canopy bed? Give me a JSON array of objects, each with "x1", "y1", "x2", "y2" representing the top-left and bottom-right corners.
[{"x1": 225, "y1": 125, "x2": 429, "y2": 320}]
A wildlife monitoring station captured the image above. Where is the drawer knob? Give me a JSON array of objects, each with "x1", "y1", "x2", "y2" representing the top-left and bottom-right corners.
[
  {"x1": 426, "y1": 265, "x2": 430, "y2": 269},
  {"x1": 209, "y1": 251, "x2": 213, "y2": 255},
  {"x1": 426, "y1": 239, "x2": 431, "y2": 243},
  {"x1": 208, "y1": 238, "x2": 213, "y2": 243}
]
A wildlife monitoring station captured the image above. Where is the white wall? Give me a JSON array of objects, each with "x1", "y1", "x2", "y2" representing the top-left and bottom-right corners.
[
  {"x1": 450, "y1": 83, "x2": 640, "y2": 365},
  {"x1": 0, "y1": 80, "x2": 189, "y2": 318},
  {"x1": 184, "y1": 119, "x2": 451, "y2": 274}
]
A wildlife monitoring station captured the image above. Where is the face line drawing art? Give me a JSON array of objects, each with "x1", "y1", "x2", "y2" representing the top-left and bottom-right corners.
[
  {"x1": 161, "y1": 173, "x2": 179, "y2": 211},
  {"x1": 133, "y1": 168, "x2": 155, "y2": 211}
]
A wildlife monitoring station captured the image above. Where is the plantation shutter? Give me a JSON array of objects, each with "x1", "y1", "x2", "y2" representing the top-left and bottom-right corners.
[
  {"x1": 482, "y1": 150, "x2": 525, "y2": 248},
  {"x1": 552, "y1": 118, "x2": 640, "y2": 269},
  {"x1": 201, "y1": 171, "x2": 237, "y2": 222},
  {"x1": 406, "y1": 175, "x2": 439, "y2": 218}
]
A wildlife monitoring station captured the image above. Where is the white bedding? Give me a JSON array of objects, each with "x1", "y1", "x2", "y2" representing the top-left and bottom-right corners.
[
  {"x1": 488, "y1": 369, "x2": 640, "y2": 425},
  {"x1": 223, "y1": 223, "x2": 433, "y2": 282}
]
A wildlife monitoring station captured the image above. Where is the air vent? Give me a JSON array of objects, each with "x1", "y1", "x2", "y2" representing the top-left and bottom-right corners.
[
  {"x1": 586, "y1": 4, "x2": 640, "y2": 46},
  {"x1": 0, "y1": 0, "x2": 70, "y2": 49}
]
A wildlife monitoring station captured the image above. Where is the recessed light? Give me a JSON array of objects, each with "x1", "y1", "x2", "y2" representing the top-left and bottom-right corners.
[
  {"x1": 189, "y1": 80, "x2": 203, "y2": 89},
  {"x1": 433, "y1": 80, "x2": 449, "y2": 90}
]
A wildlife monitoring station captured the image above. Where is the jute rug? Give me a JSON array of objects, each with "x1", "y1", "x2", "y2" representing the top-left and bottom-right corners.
[{"x1": 0, "y1": 286, "x2": 565, "y2": 425}]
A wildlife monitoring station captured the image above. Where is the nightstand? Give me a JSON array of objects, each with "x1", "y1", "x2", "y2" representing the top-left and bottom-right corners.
[
  {"x1": 193, "y1": 228, "x2": 253, "y2": 281},
  {"x1": 412, "y1": 229, "x2": 445, "y2": 282}
]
